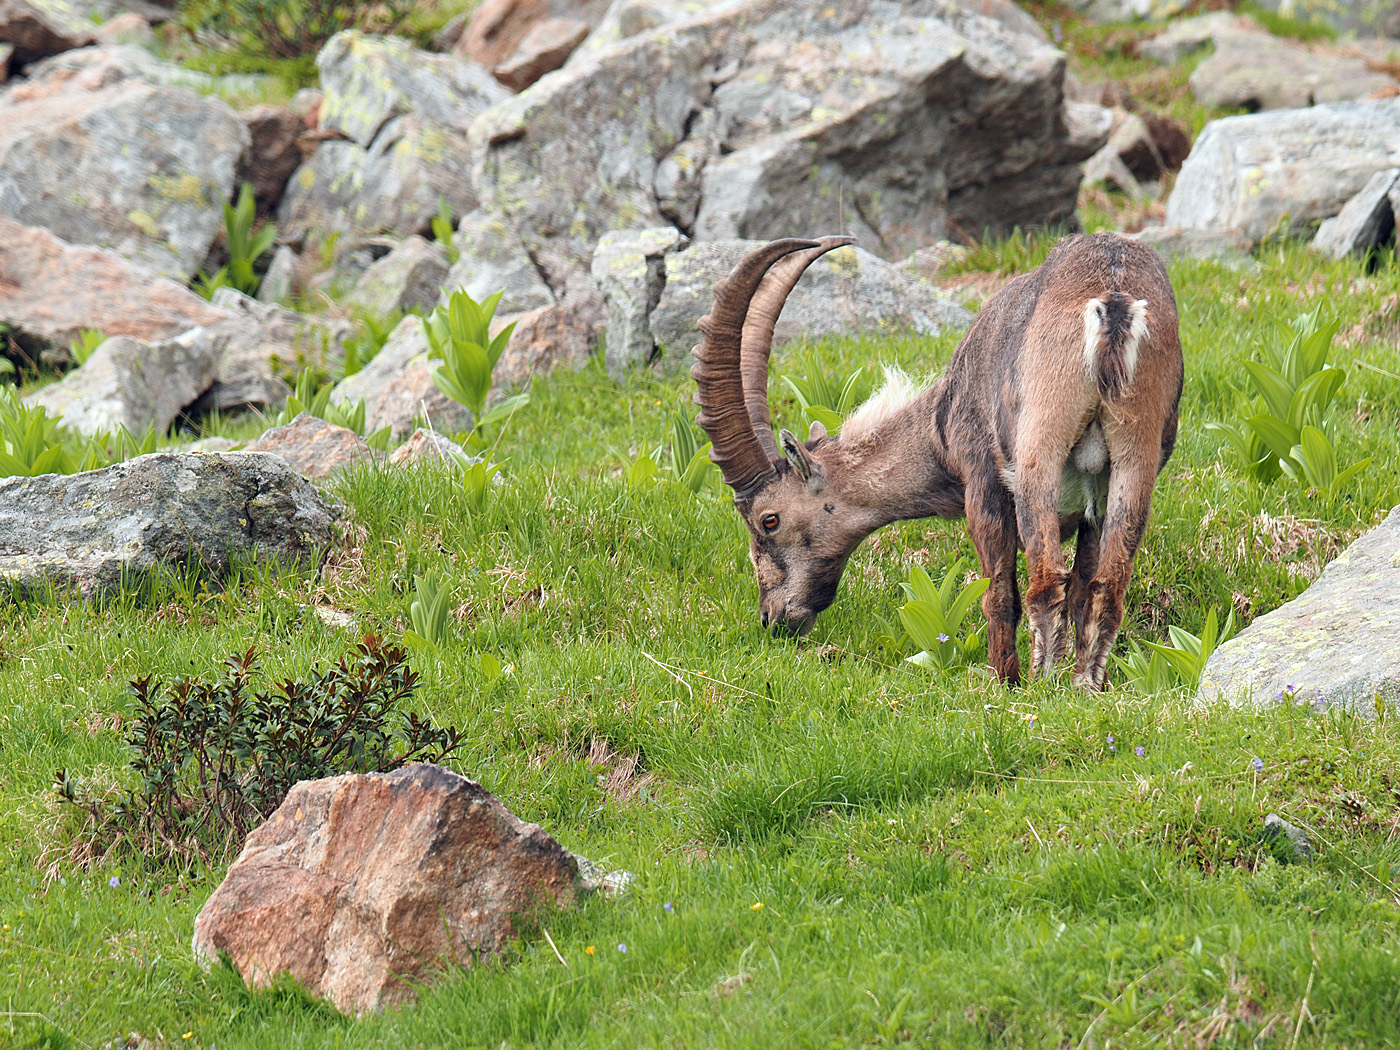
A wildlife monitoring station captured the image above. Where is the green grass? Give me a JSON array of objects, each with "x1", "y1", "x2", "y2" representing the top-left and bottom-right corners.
[{"x1": 3, "y1": 236, "x2": 1400, "y2": 1048}]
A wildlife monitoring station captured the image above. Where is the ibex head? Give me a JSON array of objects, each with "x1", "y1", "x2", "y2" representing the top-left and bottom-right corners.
[{"x1": 691, "y1": 237, "x2": 879, "y2": 635}]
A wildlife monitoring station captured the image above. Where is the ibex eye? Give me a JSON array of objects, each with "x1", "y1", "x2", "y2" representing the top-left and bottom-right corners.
[{"x1": 760, "y1": 513, "x2": 780, "y2": 532}]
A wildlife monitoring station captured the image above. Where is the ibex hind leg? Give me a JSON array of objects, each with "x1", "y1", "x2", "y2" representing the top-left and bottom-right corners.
[
  {"x1": 1072, "y1": 457, "x2": 1154, "y2": 690},
  {"x1": 966, "y1": 475, "x2": 1023, "y2": 685},
  {"x1": 1014, "y1": 463, "x2": 1073, "y2": 683},
  {"x1": 1068, "y1": 514, "x2": 1102, "y2": 647}
]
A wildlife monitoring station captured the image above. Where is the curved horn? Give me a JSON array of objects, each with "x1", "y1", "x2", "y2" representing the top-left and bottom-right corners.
[
  {"x1": 692, "y1": 239, "x2": 820, "y2": 497},
  {"x1": 740, "y1": 235, "x2": 855, "y2": 459}
]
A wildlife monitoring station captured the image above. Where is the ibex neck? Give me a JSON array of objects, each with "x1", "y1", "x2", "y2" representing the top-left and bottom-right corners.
[{"x1": 828, "y1": 385, "x2": 963, "y2": 526}]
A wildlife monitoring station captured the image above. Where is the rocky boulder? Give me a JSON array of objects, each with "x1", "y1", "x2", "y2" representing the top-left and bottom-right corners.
[
  {"x1": 0, "y1": 46, "x2": 250, "y2": 279},
  {"x1": 1248, "y1": 0, "x2": 1400, "y2": 38},
  {"x1": 387, "y1": 427, "x2": 475, "y2": 466},
  {"x1": 469, "y1": 0, "x2": 1104, "y2": 306},
  {"x1": 0, "y1": 215, "x2": 229, "y2": 355},
  {"x1": 193, "y1": 763, "x2": 583, "y2": 1015},
  {"x1": 457, "y1": 0, "x2": 610, "y2": 81},
  {"x1": 346, "y1": 235, "x2": 451, "y2": 317},
  {"x1": 0, "y1": 0, "x2": 95, "y2": 67},
  {"x1": 1164, "y1": 98, "x2": 1400, "y2": 246},
  {"x1": 238, "y1": 104, "x2": 308, "y2": 218},
  {"x1": 279, "y1": 33, "x2": 508, "y2": 245},
  {"x1": 25, "y1": 327, "x2": 225, "y2": 437},
  {"x1": 1058, "y1": 0, "x2": 1179, "y2": 20},
  {"x1": 1189, "y1": 28, "x2": 1397, "y2": 111},
  {"x1": 648, "y1": 239, "x2": 971, "y2": 374},
  {"x1": 1199, "y1": 505, "x2": 1400, "y2": 717},
  {"x1": 443, "y1": 209, "x2": 556, "y2": 313},
  {"x1": 331, "y1": 315, "x2": 474, "y2": 441},
  {"x1": 0, "y1": 452, "x2": 337, "y2": 599},
  {"x1": 244, "y1": 413, "x2": 375, "y2": 479},
  {"x1": 1312, "y1": 168, "x2": 1399, "y2": 260},
  {"x1": 592, "y1": 225, "x2": 688, "y2": 374}
]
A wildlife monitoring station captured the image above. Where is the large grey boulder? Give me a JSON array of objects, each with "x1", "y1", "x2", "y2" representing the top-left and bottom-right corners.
[
  {"x1": 1312, "y1": 168, "x2": 1399, "y2": 260},
  {"x1": 649, "y1": 239, "x2": 971, "y2": 373},
  {"x1": 0, "y1": 46, "x2": 250, "y2": 279},
  {"x1": 1199, "y1": 505, "x2": 1400, "y2": 717},
  {"x1": 0, "y1": 215, "x2": 229, "y2": 355},
  {"x1": 1164, "y1": 99, "x2": 1400, "y2": 246},
  {"x1": 279, "y1": 33, "x2": 507, "y2": 246},
  {"x1": 317, "y1": 31, "x2": 507, "y2": 148},
  {"x1": 1248, "y1": 0, "x2": 1400, "y2": 38},
  {"x1": 0, "y1": 452, "x2": 338, "y2": 599},
  {"x1": 469, "y1": 0, "x2": 1102, "y2": 299},
  {"x1": 193, "y1": 764, "x2": 583, "y2": 1015},
  {"x1": 592, "y1": 226, "x2": 687, "y2": 375},
  {"x1": 25, "y1": 327, "x2": 225, "y2": 437},
  {"x1": 1188, "y1": 29, "x2": 1397, "y2": 111}
]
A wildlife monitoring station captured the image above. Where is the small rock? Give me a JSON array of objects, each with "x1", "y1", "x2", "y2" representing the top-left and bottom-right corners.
[
  {"x1": 346, "y1": 236, "x2": 451, "y2": 317},
  {"x1": 1131, "y1": 226, "x2": 1255, "y2": 266},
  {"x1": 331, "y1": 315, "x2": 473, "y2": 441},
  {"x1": 492, "y1": 298, "x2": 596, "y2": 390},
  {"x1": 0, "y1": 215, "x2": 230, "y2": 353},
  {"x1": 1263, "y1": 813, "x2": 1313, "y2": 861},
  {"x1": 0, "y1": 0, "x2": 96, "y2": 66},
  {"x1": 256, "y1": 245, "x2": 302, "y2": 304},
  {"x1": 493, "y1": 16, "x2": 591, "y2": 92},
  {"x1": 443, "y1": 210, "x2": 556, "y2": 314},
  {"x1": 432, "y1": 11, "x2": 467, "y2": 51},
  {"x1": 192, "y1": 763, "x2": 585, "y2": 1015},
  {"x1": 244, "y1": 413, "x2": 375, "y2": 479},
  {"x1": 92, "y1": 12, "x2": 155, "y2": 48},
  {"x1": 387, "y1": 427, "x2": 476, "y2": 467},
  {"x1": 1312, "y1": 168, "x2": 1399, "y2": 260},
  {"x1": 25, "y1": 327, "x2": 226, "y2": 437},
  {"x1": 457, "y1": 0, "x2": 611, "y2": 70},
  {"x1": 1138, "y1": 12, "x2": 1253, "y2": 66},
  {"x1": 591, "y1": 226, "x2": 688, "y2": 376},
  {"x1": 0, "y1": 452, "x2": 337, "y2": 599},
  {"x1": 1190, "y1": 30, "x2": 1397, "y2": 111}
]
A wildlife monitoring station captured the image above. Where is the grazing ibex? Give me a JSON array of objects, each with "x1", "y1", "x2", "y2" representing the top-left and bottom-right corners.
[{"x1": 691, "y1": 233, "x2": 1182, "y2": 689}]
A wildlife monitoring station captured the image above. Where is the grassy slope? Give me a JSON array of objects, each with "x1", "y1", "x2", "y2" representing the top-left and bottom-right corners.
[{"x1": 3, "y1": 238, "x2": 1399, "y2": 1050}]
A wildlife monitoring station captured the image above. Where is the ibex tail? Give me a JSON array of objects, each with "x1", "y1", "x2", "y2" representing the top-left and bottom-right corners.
[{"x1": 1081, "y1": 293, "x2": 1149, "y2": 401}]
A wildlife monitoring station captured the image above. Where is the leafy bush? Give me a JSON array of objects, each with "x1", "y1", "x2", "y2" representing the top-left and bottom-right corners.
[
  {"x1": 179, "y1": 0, "x2": 414, "y2": 59},
  {"x1": 68, "y1": 328, "x2": 106, "y2": 367},
  {"x1": 432, "y1": 199, "x2": 460, "y2": 265},
  {"x1": 1115, "y1": 607, "x2": 1237, "y2": 694},
  {"x1": 195, "y1": 183, "x2": 277, "y2": 299},
  {"x1": 779, "y1": 357, "x2": 872, "y2": 439},
  {"x1": 424, "y1": 289, "x2": 529, "y2": 452},
  {"x1": 404, "y1": 570, "x2": 452, "y2": 652},
  {"x1": 892, "y1": 557, "x2": 989, "y2": 672},
  {"x1": 1205, "y1": 312, "x2": 1364, "y2": 492},
  {"x1": 55, "y1": 636, "x2": 465, "y2": 866},
  {"x1": 342, "y1": 308, "x2": 407, "y2": 379}
]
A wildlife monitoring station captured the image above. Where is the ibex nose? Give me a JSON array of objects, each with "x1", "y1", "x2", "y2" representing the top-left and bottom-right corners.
[{"x1": 760, "y1": 609, "x2": 770, "y2": 628}]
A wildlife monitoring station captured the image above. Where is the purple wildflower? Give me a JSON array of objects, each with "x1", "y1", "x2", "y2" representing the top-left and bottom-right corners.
[
  {"x1": 937, "y1": 633, "x2": 950, "y2": 644},
  {"x1": 1135, "y1": 746, "x2": 1145, "y2": 758},
  {"x1": 1252, "y1": 757, "x2": 1263, "y2": 772},
  {"x1": 1106, "y1": 734, "x2": 1115, "y2": 744},
  {"x1": 663, "y1": 902, "x2": 673, "y2": 913},
  {"x1": 108, "y1": 876, "x2": 120, "y2": 888},
  {"x1": 1052, "y1": 22, "x2": 1063, "y2": 42},
  {"x1": 617, "y1": 943, "x2": 628, "y2": 953}
]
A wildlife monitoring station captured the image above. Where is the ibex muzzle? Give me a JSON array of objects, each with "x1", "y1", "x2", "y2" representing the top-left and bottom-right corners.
[{"x1": 691, "y1": 234, "x2": 1183, "y2": 689}]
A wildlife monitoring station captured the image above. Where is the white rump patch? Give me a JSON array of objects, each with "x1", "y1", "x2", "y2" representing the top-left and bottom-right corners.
[
  {"x1": 842, "y1": 366, "x2": 920, "y2": 440},
  {"x1": 1124, "y1": 299, "x2": 1149, "y2": 378},
  {"x1": 1082, "y1": 298, "x2": 1105, "y2": 376}
]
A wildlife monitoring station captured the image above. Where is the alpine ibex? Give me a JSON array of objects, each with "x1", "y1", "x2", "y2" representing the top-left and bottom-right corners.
[{"x1": 691, "y1": 233, "x2": 1183, "y2": 689}]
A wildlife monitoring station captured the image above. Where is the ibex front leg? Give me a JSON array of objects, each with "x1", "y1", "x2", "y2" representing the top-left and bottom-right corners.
[{"x1": 966, "y1": 476, "x2": 1022, "y2": 685}]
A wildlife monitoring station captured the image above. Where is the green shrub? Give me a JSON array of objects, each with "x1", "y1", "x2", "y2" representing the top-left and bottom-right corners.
[
  {"x1": 779, "y1": 357, "x2": 872, "y2": 439},
  {"x1": 627, "y1": 411, "x2": 716, "y2": 495},
  {"x1": 55, "y1": 636, "x2": 464, "y2": 866},
  {"x1": 892, "y1": 557, "x2": 989, "y2": 673},
  {"x1": 67, "y1": 328, "x2": 106, "y2": 367},
  {"x1": 424, "y1": 289, "x2": 529, "y2": 452},
  {"x1": 1115, "y1": 607, "x2": 1237, "y2": 694},
  {"x1": 178, "y1": 0, "x2": 414, "y2": 59},
  {"x1": 194, "y1": 183, "x2": 277, "y2": 299}
]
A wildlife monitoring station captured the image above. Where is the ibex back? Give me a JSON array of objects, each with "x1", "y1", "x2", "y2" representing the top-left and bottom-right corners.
[{"x1": 691, "y1": 233, "x2": 1183, "y2": 689}]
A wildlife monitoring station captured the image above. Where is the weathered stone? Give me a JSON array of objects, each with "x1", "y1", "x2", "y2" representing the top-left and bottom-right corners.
[
  {"x1": 433, "y1": 10, "x2": 467, "y2": 51},
  {"x1": 1138, "y1": 12, "x2": 1256, "y2": 65},
  {"x1": 25, "y1": 327, "x2": 223, "y2": 437},
  {"x1": 493, "y1": 16, "x2": 590, "y2": 91},
  {"x1": 1083, "y1": 146, "x2": 1144, "y2": 198},
  {"x1": 443, "y1": 209, "x2": 555, "y2": 313},
  {"x1": 457, "y1": 0, "x2": 611, "y2": 71},
  {"x1": 387, "y1": 427, "x2": 476, "y2": 466},
  {"x1": 278, "y1": 118, "x2": 476, "y2": 246},
  {"x1": 346, "y1": 235, "x2": 451, "y2": 317},
  {"x1": 331, "y1": 315, "x2": 473, "y2": 441},
  {"x1": 591, "y1": 226, "x2": 687, "y2": 375},
  {"x1": 0, "y1": 46, "x2": 250, "y2": 279},
  {"x1": 1059, "y1": 0, "x2": 1184, "y2": 22},
  {"x1": 0, "y1": 215, "x2": 230, "y2": 353},
  {"x1": 317, "y1": 31, "x2": 507, "y2": 148},
  {"x1": 470, "y1": 0, "x2": 1101, "y2": 310},
  {"x1": 238, "y1": 104, "x2": 306, "y2": 218},
  {"x1": 1190, "y1": 30, "x2": 1397, "y2": 111},
  {"x1": 493, "y1": 298, "x2": 596, "y2": 388},
  {"x1": 569, "y1": 0, "x2": 743, "y2": 63},
  {"x1": 1262, "y1": 814, "x2": 1312, "y2": 861},
  {"x1": 1249, "y1": 0, "x2": 1400, "y2": 39},
  {"x1": 1164, "y1": 99, "x2": 1400, "y2": 246},
  {"x1": 256, "y1": 244, "x2": 302, "y2": 304},
  {"x1": 0, "y1": 0, "x2": 95, "y2": 67},
  {"x1": 1312, "y1": 168, "x2": 1399, "y2": 260},
  {"x1": 1063, "y1": 100, "x2": 1115, "y2": 160},
  {"x1": 245, "y1": 413, "x2": 374, "y2": 479},
  {"x1": 0, "y1": 452, "x2": 337, "y2": 599},
  {"x1": 1130, "y1": 225, "x2": 1255, "y2": 266},
  {"x1": 0, "y1": 40, "x2": 14, "y2": 81},
  {"x1": 92, "y1": 11, "x2": 155, "y2": 48},
  {"x1": 192, "y1": 763, "x2": 582, "y2": 1015},
  {"x1": 1199, "y1": 505, "x2": 1400, "y2": 717},
  {"x1": 649, "y1": 239, "x2": 971, "y2": 374}
]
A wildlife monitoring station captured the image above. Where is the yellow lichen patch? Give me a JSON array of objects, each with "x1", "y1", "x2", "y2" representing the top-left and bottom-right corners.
[
  {"x1": 298, "y1": 167, "x2": 317, "y2": 190},
  {"x1": 126, "y1": 210, "x2": 161, "y2": 238},
  {"x1": 147, "y1": 174, "x2": 208, "y2": 207}
]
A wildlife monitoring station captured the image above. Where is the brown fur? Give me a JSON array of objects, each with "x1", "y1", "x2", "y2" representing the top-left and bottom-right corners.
[{"x1": 715, "y1": 233, "x2": 1183, "y2": 690}]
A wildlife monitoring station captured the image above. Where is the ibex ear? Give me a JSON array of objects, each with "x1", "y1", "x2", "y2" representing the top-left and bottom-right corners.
[
  {"x1": 779, "y1": 428, "x2": 825, "y2": 491},
  {"x1": 807, "y1": 420, "x2": 829, "y2": 443}
]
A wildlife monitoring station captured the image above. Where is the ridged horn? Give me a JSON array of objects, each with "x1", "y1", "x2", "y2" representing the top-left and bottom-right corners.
[
  {"x1": 740, "y1": 235, "x2": 855, "y2": 459},
  {"x1": 692, "y1": 239, "x2": 821, "y2": 498}
]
